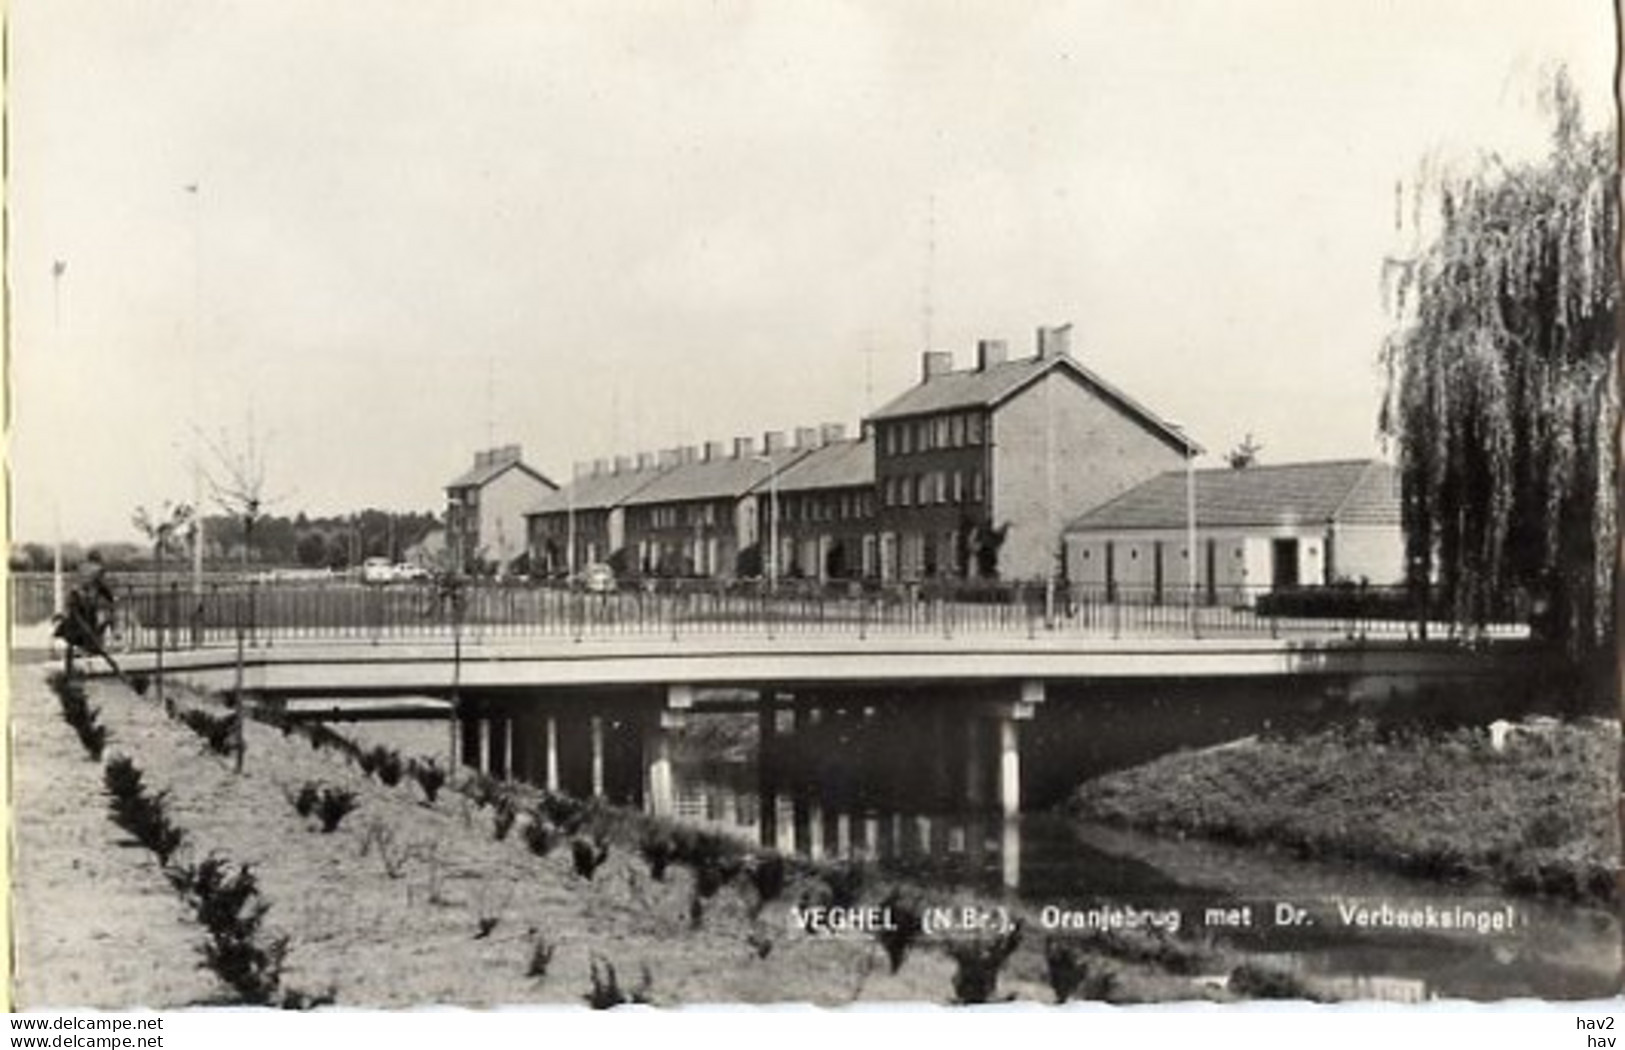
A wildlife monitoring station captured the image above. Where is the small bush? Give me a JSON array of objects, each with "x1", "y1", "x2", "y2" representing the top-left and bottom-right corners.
[
  {"x1": 585, "y1": 957, "x2": 652, "y2": 1009},
  {"x1": 639, "y1": 832, "x2": 674, "y2": 882},
  {"x1": 53, "y1": 675, "x2": 110, "y2": 760},
  {"x1": 1044, "y1": 937, "x2": 1116, "y2": 1004},
  {"x1": 825, "y1": 861, "x2": 865, "y2": 909},
  {"x1": 493, "y1": 798, "x2": 518, "y2": 842},
  {"x1": 875, "y1": 889, "x2": 924, "y2": 974},
  {"x1": 179, "y1": 708, "x2": 238, "y2": 756},
  {"x1": 357, "y1": 748, "x2": 380, "y2": 778},
  {"x1": 315, "y1": 787, "x2": 358, "y2": 833},
  {"x1": 537, "y1": 791, "x2": 589, "y2": 835},
  {"x1": 103, "y1": 755, "x2": 144, "y2": 799},
  {"x1": 1227, "y1": 961, "x2": 1318, "y2": 1001},
  {"x1": 749, "y1": 851, "x2": 786, "y2": 904},
  {"x1": 522, "y1": 814, "x2": 558, "y2": 857},
  {"x1": 103, "y1": 758, "x2": 186, "y2": 865},
  {"x1": 571, "y1": 835, "x2": 610, "y2": 880},
  {"x1": 374, "y1": 748, "x2": 404, "y2": 788},
  {"x1": 293, "y1": 782, "x2": 321, "y2": 819},
  {"x1": 946, "y1": 922, "x2": 1023, "y2": 1005},
  {"x1": 410, "y1": 758, "x2": 447, "y2": 804},
  {"x1": 526, "y1": 933, "x2": 555, "y2": 979}
]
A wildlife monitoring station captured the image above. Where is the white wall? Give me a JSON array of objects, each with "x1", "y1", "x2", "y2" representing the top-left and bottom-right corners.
[
  {"x1": 1330, "y1": 523, "x2": 1406, "y2": 585},
  {"x1": 1066, "y1": 525, "x2": 1333, "y2": 601}
]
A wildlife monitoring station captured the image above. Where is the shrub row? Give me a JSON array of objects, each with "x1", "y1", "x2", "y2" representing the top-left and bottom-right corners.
[
  {"x1": 49, "y1": 671, "x2": 109, "y2": 761},
  {"x1": 100, "y1": 751, "x2": 327, "y2": 1008}
]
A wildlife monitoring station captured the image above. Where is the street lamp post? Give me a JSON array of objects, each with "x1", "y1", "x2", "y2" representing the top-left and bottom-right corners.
[
  {"x1": 566, "y1": 485, "x2": 576, "y2": 580},
  {"x1": 753, "y1": 455, "x2": 781, "y2": 591},
  {"x1": 1169, "y1": 423, "x2": 1199, "y2": 627}
]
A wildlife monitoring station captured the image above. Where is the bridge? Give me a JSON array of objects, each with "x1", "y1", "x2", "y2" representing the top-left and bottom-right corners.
[{"x1": 48, "y1": 578, "x2": 1544, "y2": 825}]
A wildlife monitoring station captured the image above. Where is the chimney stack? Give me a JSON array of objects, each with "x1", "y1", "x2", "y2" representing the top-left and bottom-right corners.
[
  {"x1": 763, "y1": 430, "x2": 789, "y2": 454},
  {"x1": 591, "y1": 458, "x2": 608, "y2": 477},
  {"x1": 732, "y1": 436, "x2": 756, "y2": 460},
  {"x1": 658, "y1": 448, "x2": 681, "y2": 468},
  {"x1": 680, "y1": 445, "x2": 699, "y2": 465},
  {"x1": 820, "y1": 422, "x2": 847, "y2": 445},
  {"x1": 794, "y1": 426, "x2": 819, "y2": 450},
  {"x1": 704, "y1": 440, "x2": 726, "y2": 462},
  {"x1": 1036, "y1": 324, "x2": 1073, "y2": 360},
  {"x1": 637, "y1": 452, "x2": 656, "y2": 472},
  {"x1": 613, "y1": 455, "x2": 633, "y2": 475},
  {"x1": 572, "y1": 460, "x2": 591, "y2": 479},
  {"x1": 976, "y1": 339, "x2": 1009, "y2": 372},
  {"x1": 922, "y1": 350, "x2": 954, "y2": 382}
]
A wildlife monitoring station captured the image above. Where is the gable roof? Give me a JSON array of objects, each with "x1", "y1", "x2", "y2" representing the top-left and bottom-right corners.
[
  {"x1": 446, "y1": 458, "x2": 556, "y2": 492},
  {"x1": 755, "y1": 438, "x2": 873, "y2": 495},
  {"x1": 866, "y1": 353, "x2": 1199, "y2": 454},
  {"x1": 1066, "y1": 459, "x2": 1400, "y2": 533},
  {"x1": 527, "y1": 465, "x2": 674, "y2": 517},
  {"x1": 620, "y1": 447, "x2": 811, "y2": 507}
]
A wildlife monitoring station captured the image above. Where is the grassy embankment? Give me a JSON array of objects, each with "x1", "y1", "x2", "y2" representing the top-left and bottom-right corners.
[
  {"x1": 15, "y1": 664, "x2": 1321, "y2": 1007},
  {"x1": 1071, "y1": 718, "x2": 1618, "y2": 905}
]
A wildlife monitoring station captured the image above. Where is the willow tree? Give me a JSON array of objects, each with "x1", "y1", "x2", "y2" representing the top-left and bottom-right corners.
[{"x1": 1380, "y1": 74, "x2": 1617, "y2": 658}]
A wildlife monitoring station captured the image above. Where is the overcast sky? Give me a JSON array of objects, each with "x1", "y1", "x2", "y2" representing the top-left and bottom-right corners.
[{"x1": 7, "y1": 0, "x2": 1616, "y2": 544}]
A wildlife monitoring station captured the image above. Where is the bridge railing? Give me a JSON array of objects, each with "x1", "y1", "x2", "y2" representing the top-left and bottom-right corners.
[{"x1": 92, "y1": 576, "x2": 1529, "y2": 652}]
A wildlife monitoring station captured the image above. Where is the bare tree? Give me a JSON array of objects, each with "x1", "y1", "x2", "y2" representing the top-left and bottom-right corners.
[
  {"x1": 196, "y1": 418, "x2": 289, "y2": 772},
  {"x1": 1224, "y1": 433, "x2": 1263, "y2": 470}
]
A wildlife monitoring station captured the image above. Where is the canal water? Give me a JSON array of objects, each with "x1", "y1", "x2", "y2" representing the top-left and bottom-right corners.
[{"x1": 669, "y1": 754, "x2": 1620, "y2": 1002}]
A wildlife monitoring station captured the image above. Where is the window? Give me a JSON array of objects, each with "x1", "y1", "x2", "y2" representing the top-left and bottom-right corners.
[
  {"x1": 900, "y1": 477, "x2": 913, "y2": 507},
  {"x1": 970, "y1": 470, "x2": 985, "y2": 503},
  {"x1": 900, "y1": 426, "x2": 913, "y2": 455},
  {"x1": 966, "y1": 414, "x2": 984, "y2": 445},
  {"x1": 934, "y1": 417, "x2": 949, "y2": 448},
  {"x1": 935, "y1": 472, "x2": 948, "y2": 504},
  {"x1": 951, "y1": 470, "x2": 964, "y2": 503},
  {"x1": 917, "y1": 421, "x2": 931, "y2": 450},
  {"x1": 949, "y1": 415, "x2": 964, "y2": 447}
]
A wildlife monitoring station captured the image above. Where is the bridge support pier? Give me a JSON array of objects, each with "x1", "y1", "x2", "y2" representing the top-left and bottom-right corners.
[
  {"x1": 642, "y1": 685, "x2": 694, "y2": 818},
  {"x1": 544, "y1": 715, "x2": 560, "y2": 792},
  {"x1": 984, "y1": 680, "x2": 1044, "y2": 818},
  {"x1": 590, "y1": 716, "x2": 605, "y2": 799},
  {"x1": 758, "y1": 693, "x2": 779, "y2": 848}
]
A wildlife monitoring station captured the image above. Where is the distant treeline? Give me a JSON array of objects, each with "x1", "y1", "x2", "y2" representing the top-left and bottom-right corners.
[{"x1": 11, "y1": 509, "x2": 443, "y2": 572}]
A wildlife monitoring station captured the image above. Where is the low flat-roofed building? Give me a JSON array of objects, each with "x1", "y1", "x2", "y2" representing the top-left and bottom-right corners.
[{"x1": 1063, "y1": 458, "x2": 1403, "y2": 602}]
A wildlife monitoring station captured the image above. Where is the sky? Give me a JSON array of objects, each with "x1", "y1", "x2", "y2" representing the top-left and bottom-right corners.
[{"x1": 6, "y1": 0, "x2": 1617, "y2": 545}]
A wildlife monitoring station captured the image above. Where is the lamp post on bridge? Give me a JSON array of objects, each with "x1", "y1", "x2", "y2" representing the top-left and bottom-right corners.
[{"x1": 752, "y1": 455, "x2": 781, "y2": 592}]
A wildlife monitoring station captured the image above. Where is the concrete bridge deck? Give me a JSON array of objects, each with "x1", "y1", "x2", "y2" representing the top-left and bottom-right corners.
[{"x1": 95, "y1": 631, "x2": 1542, "y2": 698}]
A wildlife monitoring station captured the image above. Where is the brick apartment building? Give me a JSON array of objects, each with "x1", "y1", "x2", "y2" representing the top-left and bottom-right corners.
[
  {"x1": 445, "y1": 445, "x2": 557, "y2": 574},
  {"x1": 521, "y1": 322, "x2": 1203, "y2": 584},
  {"x1": 755, "y1": 426, "x2": 874, "y2": 581},
  {"x1": 866, "y1": 326, "x2": 1197, "y2": 581}
]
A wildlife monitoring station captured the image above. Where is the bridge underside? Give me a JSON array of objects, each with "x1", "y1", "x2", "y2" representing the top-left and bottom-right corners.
[{"x1": 83, "y1": 636, "x2": 1556, "y2": 828}]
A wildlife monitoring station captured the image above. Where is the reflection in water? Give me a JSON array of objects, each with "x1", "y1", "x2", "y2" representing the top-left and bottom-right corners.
[{"x1": 671, "y1": 757, "x2": 1620, "y2": 1002}]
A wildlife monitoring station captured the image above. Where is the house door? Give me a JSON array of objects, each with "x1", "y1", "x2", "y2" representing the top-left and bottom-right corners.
[
  {"x1": 1152, "y1": 541, "x2": 1164, "y2": 604},
  {"x1": 1271, "y1": 538, "x2": 1300, "y2": 588},
  {"x1": 1205, "y1": 539, "x2": 1217, "y2": 605},
  {"x1": 1104, "y1": 541, "x2": 1117, "y2": 601}
]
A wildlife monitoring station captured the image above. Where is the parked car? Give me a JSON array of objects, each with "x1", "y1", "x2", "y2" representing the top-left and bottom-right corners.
[
  {"x1": 361, "y1": 557, "x2": 395, "y2": 584},
  {"x1": 393, "y1": 562, "x2": 431, "y2": 582},
  {"x1": 580, "y1": 563, "x2": 616, "y2": 594}
]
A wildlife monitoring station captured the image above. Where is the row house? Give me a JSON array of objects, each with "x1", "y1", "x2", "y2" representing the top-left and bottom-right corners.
[
  {"x1": 754, "y1": 426, "x2": 875, "y2": 581},
  {"x1": 525, "y1": 452, "x2": 670, "y2": 576},
  {"x1": 865, "y1": 326, "x2": 1198, "y2": 581},
  {"x1": 619, "y1": 435, "x2": 813, "y2": 577},
  {"x1": 444, "y1": 445, "x2": 557, "y2": 574}
]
